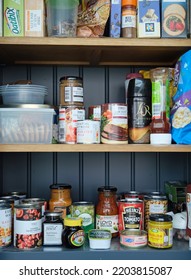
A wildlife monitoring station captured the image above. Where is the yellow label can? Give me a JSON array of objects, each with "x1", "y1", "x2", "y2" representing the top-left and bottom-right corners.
[{"x1": 148, "y1": 214, "x2": 173, "y2": 249}]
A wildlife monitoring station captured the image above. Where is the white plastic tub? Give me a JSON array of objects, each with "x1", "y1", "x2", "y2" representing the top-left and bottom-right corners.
[{"x1": 0, "y1": 106, "x2": 54, "y2": 144}]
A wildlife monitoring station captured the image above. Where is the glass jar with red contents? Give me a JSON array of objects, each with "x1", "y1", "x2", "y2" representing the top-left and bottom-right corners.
[{"x1": 96, "y1": 186, "x2": 118, "y2": 238}]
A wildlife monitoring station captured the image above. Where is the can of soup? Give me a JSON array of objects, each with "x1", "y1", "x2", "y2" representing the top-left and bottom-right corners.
[
  {"x1": 14, "y1": 203, "x2": 42, "y2": 249},
  {"x1": 70, "y1": 201, "x2": 95, "y2": 234},
  {"x1": 0, "y1": 203, "x2": 12, "y2": 247},
  {"x1": 118, "y1": 198, "x2": 144, "y2": 231}
]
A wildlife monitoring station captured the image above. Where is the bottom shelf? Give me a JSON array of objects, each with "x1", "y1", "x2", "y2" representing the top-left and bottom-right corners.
[{"x1": 0, "y1": 239, "x2": 190, "y2": 260}]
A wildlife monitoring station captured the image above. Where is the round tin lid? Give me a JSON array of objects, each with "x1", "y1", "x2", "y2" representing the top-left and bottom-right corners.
[{"x1": 50, "y1": 184, "x2": 72, "y2": 190}]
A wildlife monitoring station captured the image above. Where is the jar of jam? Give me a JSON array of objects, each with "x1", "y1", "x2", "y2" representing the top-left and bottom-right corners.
[
  {"x1": 96, "y1": 186, "x2": 119, "y2": 238},
  {"x1": 59, "y1": 76, "x2": 84, "y2": 106},
  {"x1": 49, "y1": 184, "x2": 72, "y2": 219},
  {"x1": 62, "y1": 217, "x2": 85, "y2": 248},
  {"x1": 43, "y1": 211, "x2": 63, "y2": 246}
]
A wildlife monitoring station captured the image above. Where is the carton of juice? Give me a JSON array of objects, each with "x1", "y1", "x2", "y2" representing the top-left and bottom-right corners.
[
  {"x1": 25, "y1": 0, "x2": 45, "y2": 37},
  {"x1": 4, "y1": 0, "x2": 24, "y2": 36}
]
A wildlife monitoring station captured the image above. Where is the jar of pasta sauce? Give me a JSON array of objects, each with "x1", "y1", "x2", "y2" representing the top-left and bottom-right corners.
[
  {"x1": 59, "y1": 76, "x2": 83, "y2": 106},
  {"x1": 148, "y1": 214, "x2": 173, "y2": 249},
  {"x1": 96, "y1": 186, "x2": 118, "y2": 238},
  {"x1": 49, "y1": 184, "x2": 72, "y2": 219}
]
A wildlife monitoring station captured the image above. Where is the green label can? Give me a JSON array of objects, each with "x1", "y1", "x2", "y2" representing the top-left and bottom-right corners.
[{"x1": 70, "y1": 201, "x2": 94, "y2": 234}]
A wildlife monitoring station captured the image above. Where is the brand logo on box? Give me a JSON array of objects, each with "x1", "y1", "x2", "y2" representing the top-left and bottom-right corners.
[
  {"x1": 5, "y1": 7, "x2": 21, "y2": 34},
  {"x1": 145, "y1": 23, "x2": 155, "y2": 33}
]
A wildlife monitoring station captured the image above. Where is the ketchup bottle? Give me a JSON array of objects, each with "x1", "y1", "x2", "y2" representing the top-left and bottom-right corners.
[
  {"x1": 150, "y1": 67, "x2": 172, "y2": 145},
  {"x1": 186, "y1": 184, "x2": 191, "y2": 248}
]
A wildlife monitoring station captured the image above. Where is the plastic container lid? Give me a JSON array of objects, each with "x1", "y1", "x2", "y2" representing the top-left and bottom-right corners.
[{"x1": 150, "y1": 133, "x2": 172, "y2": 145}]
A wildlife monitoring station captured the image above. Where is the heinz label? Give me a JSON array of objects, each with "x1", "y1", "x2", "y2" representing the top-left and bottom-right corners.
[{"x1": 4, "y1": 0, "x2": 24, "y2": 36}]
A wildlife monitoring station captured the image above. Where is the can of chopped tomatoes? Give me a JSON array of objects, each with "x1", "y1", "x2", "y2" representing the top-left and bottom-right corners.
[
  {"x1": 0, "y1": 203, "x2": 12, "y2": 247},
  {"x1": 14, "y1": 203, "x2": 42, "y2": 249},
  {"x1": 118, "y1": 198, "x2": 144, "y2": 231}
]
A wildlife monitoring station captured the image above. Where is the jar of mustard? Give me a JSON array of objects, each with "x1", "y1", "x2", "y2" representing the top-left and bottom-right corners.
[
  {"x1": 148, "y1": 214, "x2": 173, "y2": 249},
  {"x1": 49, "y1": 184, "x2": 72, "y2": 219}
]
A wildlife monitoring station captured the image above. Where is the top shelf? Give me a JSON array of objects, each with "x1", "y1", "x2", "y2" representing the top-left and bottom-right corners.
[{"x1": 0, "y1": 37, "x2": 191, "y2": 66}]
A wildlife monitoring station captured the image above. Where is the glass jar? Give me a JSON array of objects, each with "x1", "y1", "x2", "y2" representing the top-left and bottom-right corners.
[
  {"x1": 62, "y1": 217, "x2": 85, "y2": 248},
  {"x1": 49, "y1": 184, "x2": 72, "y2": 219},
  {"x1": 43, "y1": 211, "x2": 63, "y2": 246},
  {"x1": 122, "y1": 0, "x2": 137, "y2": 38},
  {"x1": 96, "y1": 186, "x2": 119, "y2": 238},
  {"x1": 59, "y1": 76, "x2": 83, "y2": 106}
]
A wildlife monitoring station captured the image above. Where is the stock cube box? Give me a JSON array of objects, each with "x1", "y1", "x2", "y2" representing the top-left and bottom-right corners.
[
  {"x1": 164, "y1": 180, "x2": 187, "y2": 203},
  {"x1": 0, "y1": 107, "x2": 54, "y2": 144},
  {"x1": 25, "y1": 0, "x2": 46, "y2": 37},
  {"x1": 137, "y1": 0, "x2": 161, "y2": 38},
  {"x1": 4, "y1": 0, "x2": 24, "y2": 36},
  {"x1": 109, "y1": 0, "x2": 121, "y2": 38},
  {"x1": 161, "y1": 0, "x2": 187, "y2": 38}
]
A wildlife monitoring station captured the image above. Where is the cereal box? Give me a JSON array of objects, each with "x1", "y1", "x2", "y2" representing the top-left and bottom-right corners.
[
  {"x1": 109, "y1": 0, "x2": 121, "y2": 38},
  {"x1": 137, "y1": 0, "x2": 160, "y2": 38},
  {"x1": 4, "y1": 0, "x2": 24, "y2": 36},
  {"x1": 25, "y1": 0, "x2": 45, "y2": 37},
  {"x1": 161, "y1": 0, "x2": 187, "y2": 38}
]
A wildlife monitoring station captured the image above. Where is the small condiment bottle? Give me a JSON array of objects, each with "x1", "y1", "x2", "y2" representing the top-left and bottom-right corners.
[
  {"x1": 96, "y1": 186, "x2": 119, "y2": 238},
  {"x1": 43, "y1": 211, "x2": 63, "y2": 246},
  {"x1": 150, "y1": 67, "x2": 172, "y2": 144},
  {"x1": 49, "y1": 184, "x2": 72, "y2": 219},
  {"x1": 62, "y1": 217, "x2": 85, "y2": 248},
  {"x1": 121, "y1": 0, "x2": 137, "y2": 38}
]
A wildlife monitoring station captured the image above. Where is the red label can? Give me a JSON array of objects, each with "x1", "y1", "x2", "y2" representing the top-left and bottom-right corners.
[{"x1": 118, "y1": 199, "x2": 144, "y2": 231}]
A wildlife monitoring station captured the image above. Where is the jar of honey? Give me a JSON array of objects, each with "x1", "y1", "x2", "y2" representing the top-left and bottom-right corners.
[
  {"x1": 49, "y1": 184, "x2": 72, "y2": 219},
  {"x1": 96, "y1": 186, "x2": 118, "y2": 238}
]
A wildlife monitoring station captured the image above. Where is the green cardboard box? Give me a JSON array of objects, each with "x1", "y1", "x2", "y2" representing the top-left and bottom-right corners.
[
  {"x1": 164, "y1": 180, "x2": 187, "y2": 203},
  {"x1": 4, "y1": 0, "x2": 24, "y2": 36}
]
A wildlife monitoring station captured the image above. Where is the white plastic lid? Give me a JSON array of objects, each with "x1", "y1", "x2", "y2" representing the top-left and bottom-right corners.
[{"x1": 150, "y1": 133, "x2": 172, "y2": 145}]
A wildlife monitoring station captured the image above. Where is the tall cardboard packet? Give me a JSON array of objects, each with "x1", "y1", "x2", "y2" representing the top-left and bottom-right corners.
[
  {"x1": 0, "y1": 0, "x2": 2, "y2": 36},
  {"x1": 4, "y1": 0, "x2": 24, "y2": 36},
  {"x1": 25, "y1": 0, "x2": 45, "y2": 37},
  {"x1": 137, "y1": 0, "x2": 160, "y2": 38}
]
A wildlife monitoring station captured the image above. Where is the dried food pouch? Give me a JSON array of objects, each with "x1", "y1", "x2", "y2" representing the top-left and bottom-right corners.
[
  {"x1": 170, "y1": 50, "x2": 191, "y2": 144},
  {"x1": 77, "y1": 0, "x2": 110, "y2": 37}
]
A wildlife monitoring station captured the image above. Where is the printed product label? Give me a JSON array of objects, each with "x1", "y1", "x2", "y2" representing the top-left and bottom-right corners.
[
  {"x1": 4, "y1": 0, "x2": 24, "y2": 36},
  {"x1": 0, "y1": 208, "x2": 12, "y2": 246},
  {"x1": 96, "y1": 215, "x2": 118, "y2": 233},
  {"x1": 148, "y1": 227, "x2": 173, "y2": 248},
  {"x1": 149, "y1": 203, "x2": 166, "y2": 213},
  {"x1": 93, "y1": 107, "x2": 101, "y2": 120},
  {"x1": 122, "y1": 206, "x2": 142, "y2": 230},
  {"x1": 122, "y1": 12, "x2": 136, "y2": 28},
  {"x1": 64, "y1": 87, "x2": 83, "y2": 103},
  {"x1": 71, "y1": 230, "x2": 85, "y2": 247},
  {"x1": 187, "y1": 193, "x2": 191, "y2": 229},
  {"x1": 25, "y1": 10, "x2": 41, "y2": 32},
  {"x1": 43, "y1": 224, "x2": 63, "y2": 245}
]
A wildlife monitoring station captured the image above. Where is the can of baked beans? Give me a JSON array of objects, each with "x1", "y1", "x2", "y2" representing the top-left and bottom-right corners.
[
  {"x1": 118, "y1": 198, "x2": 144, "y2": 231},
  {"x1": 0, "y1": 203, "x2": 12, "y2": 247},
  {"x1": 77, "y1": 120, "x2": 100, "y2": 144},
  {"x1": 101, "y1": 103, "x2": 128, "y2": 144},
  {"x1": 58, "y1": 105, "x2": 85, "y2": 144},
  {"x1": 144, "y1": 192, "x2": 168, "y2": 231},
  {"x1": 14, "y1": 203, "x2": 42, "y2": 249},
  {"x1": 88, "y1": 105, "x2": 101, "y2": 121}
]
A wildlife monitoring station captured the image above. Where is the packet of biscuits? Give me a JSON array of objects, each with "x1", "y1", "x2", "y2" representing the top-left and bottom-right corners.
[{"x1": 77, "y1": 0, "x2": 110, "y2": 37}]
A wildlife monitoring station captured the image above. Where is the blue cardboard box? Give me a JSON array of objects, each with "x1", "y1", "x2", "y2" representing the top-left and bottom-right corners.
[{"x1": 109, "y1": 0, "x2": 121, "y2": 38}]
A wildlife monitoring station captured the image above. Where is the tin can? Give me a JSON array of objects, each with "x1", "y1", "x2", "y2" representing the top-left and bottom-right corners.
[
  {"x1": 88, "y1": 105, "x2": 101, "y2": 121},
  {"x1": 77, "y1": 120, "x2": 100, "y2": 144},
  {"x1": 14, "y1": 203, "x2": 42, "y2": 249},
  {"x1": 101, "y1": 103, "x2": 128, "y2": 144},
  {"x1": 3, "y1": 192, "x2": 27, "y2": 200},
  {"x1": 20, "y1": 198, "x2": 47, "y2": 218},
  {"x1": 148, "y1": 214, "x2": 173, "y2": 249},
  {"x1": 58, "y1": 105, "x2": 85, "y2": 144},
  {"x1": 120, "y1": 229, "x2": 147, "y2": 248},
  {"x1": 118, "y1": 198, "x2": 144, "y2": 231},
  {"x1": 0, "y1": 195, "x2": 20, "y2": 206},
  {"x1": 59, "y1": 76, "x2": 83, "y2": 106},
  {"x1": 144, "y1": 193, "x2": 168, "y2": 231},
  {"x1": 119, "y1": 191, "x2": 144, "y2": 200},
  {"x1": 70, "y1": 201, "x2": 95, "y2": 234},
  {"x1": 0, "y1": 203, "x2": 12, "y2": 247}
]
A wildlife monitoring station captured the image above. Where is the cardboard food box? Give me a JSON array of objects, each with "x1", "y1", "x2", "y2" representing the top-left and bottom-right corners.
[
  {"x1": 4, "y1": 0, "x2": 24, "y2": 36},
  {"x1": 0, "y1": 0, "x2": 2, "y2": 36},
  {"x1": 161, "y1": 0, "x2": 187, "y2": 38},
  {"x1": 164, "y1": 180, "x2": 187, "y2": 203},
  {"x1": 137, "y1": 0, "x2": 161, "y2": 38},
  {"x1": 109, "y1": 0, "x2": 121, "y2": 38},
  {"x1": 25, "y1": 0, "x2": 45, "y2": 37}
]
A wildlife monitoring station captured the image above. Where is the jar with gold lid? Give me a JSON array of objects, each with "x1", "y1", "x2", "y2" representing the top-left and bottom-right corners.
[{"x1": 59, "y1": 76, "x2": 83, "y2": 106}]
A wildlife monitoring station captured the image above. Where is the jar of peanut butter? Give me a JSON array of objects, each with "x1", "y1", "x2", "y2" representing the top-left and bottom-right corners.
[{"x1": 59, "y1": 76, "x2": 83, "y2": 106}]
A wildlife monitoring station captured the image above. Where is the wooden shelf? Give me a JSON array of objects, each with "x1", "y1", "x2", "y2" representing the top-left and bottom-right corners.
[
  {"x1": 0, "y1": 37, "x2": 191, "y2": 66},
  {"x1": 0, "y1": 144, "x2": 191, "y2": 153}
]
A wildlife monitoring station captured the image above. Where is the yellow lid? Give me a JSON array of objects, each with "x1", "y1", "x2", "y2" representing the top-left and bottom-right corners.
[{"x1": 64, "y1": 217, "x2": 82, "y2": 227}]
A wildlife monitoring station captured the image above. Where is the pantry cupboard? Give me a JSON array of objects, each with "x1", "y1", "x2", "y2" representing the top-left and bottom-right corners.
[{"x1": 0, "y1": 37, "x2": 191, "y2": 260}]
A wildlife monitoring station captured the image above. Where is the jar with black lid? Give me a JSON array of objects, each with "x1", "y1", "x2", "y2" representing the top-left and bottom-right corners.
[
  {"x1": 59, "y1": 76, "x2": 83, "y2": 106},
  {"x1": 128, "y1": 78, "x2": 152, "y2": 144},
  {"x1": 62, "y1": 217, "x2": 85, "y2": 248},
  {"x1": 43, "y1": 211, "x2": 63, "y2": 246}
]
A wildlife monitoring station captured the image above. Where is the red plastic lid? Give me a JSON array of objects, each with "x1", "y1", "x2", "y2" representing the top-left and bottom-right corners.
[{"x1": 126, "y1": 73, "x2": 142, "y2": 80}]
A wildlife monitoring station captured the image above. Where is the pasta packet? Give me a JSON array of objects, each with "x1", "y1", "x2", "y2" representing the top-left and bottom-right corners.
[
  {"x1": 77, "y1": 0, "x2": 110, "y2": 37},
  {"x1": 170, "y1": 50, "x2": 191, "y2": 144}
]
